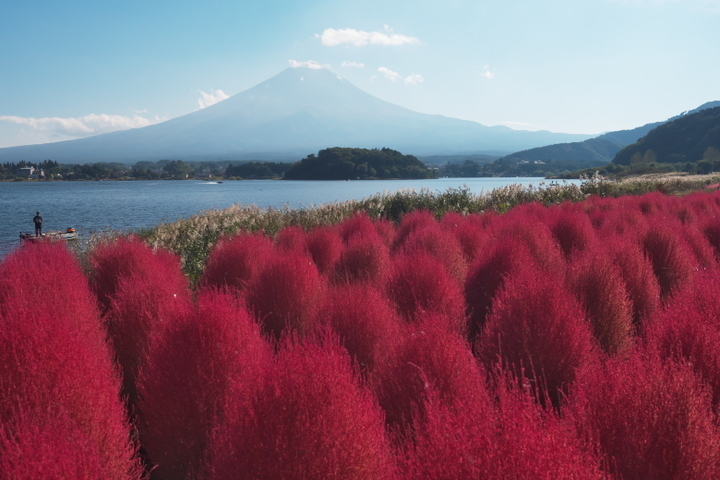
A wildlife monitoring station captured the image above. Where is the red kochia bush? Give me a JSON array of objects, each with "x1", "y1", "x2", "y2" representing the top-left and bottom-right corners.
[
  {"x1": 603, "y1": 235, "x2": 661, "y2": 330},
  {"x1": 441, "y1": 212, "x2": 491, "y2": 264},
  {"x1": 477, "y1": 263, "x2": 597, "y2": 409},
  {"x1": 701, "y1": 218, "x2": 720, "y2": 260},
  {"x1": 400, "y1": 223, "x2": 468, "y2": 283},
  {"x1": 398, "y1": 388, "x2": 495, "y2": 480},
  {"x1": 400, "y1": 371, "x2": 605, "y2": 480},
  {"x1": 386, "y1": 252, "x2": 466, "y2": 332},
  {"x1": 245, "y1": 252, "x2": 326, "y2": 339},
  {"x1": 320, "y1": 284, "x2": 403, "y2": 372},
  {"x1": 647, "y1": 270, "x2": 720, "y2": 411},
  {"x1": 464, "y1": 239, "x2": 538, "y2": 341},
  {"x1": 486, "y1": 373, "x2": 606, "y2": 480},
  {"x1": 571, "y1": 352, "x2": 720, "y2": 480},
  {"x1": 104, "y1": 244, "x2": 193, "y2": 406},
  {"x1": 90, "y1": 235, "x2": 170, "y2": 312},
  {"x1": 274, "y1": 225, "x2": 309, "y2": 256},
  {"x1": 201, "y1": 232, "x2": 274, "y2": 292},
  {"x1": 208, "y1": 336, "x2": 393, "y2": 480},
  {"x1": 548, "y1": 203, "x2": 597, "y2": 259},
  {"x1": 681, "y1": 222, "x2": 718, "y2": 269},
  {"x1": 0, "y1": 242, "x2": 142, "y2": 479},
  {"x1": 137, "y1": 291, "x2": 271, "y2": 480},
  {"x1": 643, "y1": 222, "x2": 697, "y2": 299},
  {"x1": 334, "y1": 232, "x2": 391, "y2": 285},
  {"x1": 373, "y1": 317, "x2": 487, "y2": 439},
  {"x1": 568, "y1": 250, "x2": 635, "y2": 355},
  {"x1": 637, "y1": 191, "x2": 670, "y2": 216},
  {"x1": 373, "y1": 217, "x2": 397, "y2": 246},
  {"x1": 393, "y1": 210, "x2": 438, "y2": 249},
  {"x1": 306, "y1": 226, "x2": 344, "y2": 277},
  {"x1": 339, "y1": 211, "x2": 383, "y2": 244},
  {"x1": 0, "y1": 407, "x2": 108, "y2": 479}
]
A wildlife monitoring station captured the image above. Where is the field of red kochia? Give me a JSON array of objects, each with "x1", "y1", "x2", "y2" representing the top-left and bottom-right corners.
[{"x1": 4, "y1": 190, "x2": 720, "y2": 479}]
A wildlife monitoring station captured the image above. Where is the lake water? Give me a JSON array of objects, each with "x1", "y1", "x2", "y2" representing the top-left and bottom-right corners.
[{"x1": 0, "y1": 177, "x2": 576, "y2": 257}]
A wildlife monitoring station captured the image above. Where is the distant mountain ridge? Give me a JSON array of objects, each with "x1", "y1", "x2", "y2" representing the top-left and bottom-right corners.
[
  {"x1": 0, "y1": 68, "x2": 591, "y2": 164},
  {"x1": 495, "y1": 101, "x2": 720, "y2": 165},
  {"x1": 612, "y1": 106, "x2": 720, "y2": 166}
]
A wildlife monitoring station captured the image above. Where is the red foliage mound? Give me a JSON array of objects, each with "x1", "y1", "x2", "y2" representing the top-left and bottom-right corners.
[
  {"x1": 245, "y1": 253, "x2": 326, "y2": 339},
  {"x1": 646, "y1": 269, "x2": 720, "y2": 411},
  {"x1": 393, "y1": 210, "x2": 438, "y2": 249},
  {"x1": 0, "y1": 407, "x2": 112, "y2": 479},
  {"x1": 320, "y1": 284, "x2": 403, "y2": 372},
  {"x1": 441, "y1": 211, "x2": 492, "y2": 264},
  {"x1": 682, "y1": 222, "x2": 718, "y2": 269},
  {"x1": 496, "y1": 217, "x2": 565, "y2": 275},
  {"x1": 274, "y1": 225, "x2": 309, "y2": 256},
  {"x1": 400, "y1": 223, "x2": 468, "y2": 283},
  {"x1": 643, "y1": 222, "x2": 697, "y2": 299},
  {"x1": 0, "y1": 242, "x2": 142, "y2": 479},
  {"x1": 464, "y1": 239, "x2": 539, "y2": 341},
  {"x1": 137, "y1": 291, "x2": 271, "y2": 480},
  {"x1": 477, "y1": 263, "x2": 597, "y2": 409},
  {"x1": 400, "y1": 371, "x2": 605, "y2": 479},
  {"x1": 306, "y1": 226, "x2": 344, "y2": 276},
  {"x1": 201, "y1": 232, "x2": 274, "y2": 292},
  {"x1": 701, "y1": 217, "x2": 720, "y2": 261},
  {"x1": 373, "y1": 317, "x2": 487, "y2": 440},
  {"x1": 104, "y1": 243, "x2": 193, "y2": 406},
  {"x1": 571, "y1": 352, "x2": 720, "y2": 480},
  {"x1": 208, "y1": 336, "x2": 393, "y2": 480},
  {"x1": 373, "y1": 217, "x2": 397, "y2": 245},
  {"x1": 339, "y1": 212, "x2": 384, "y2": 243},
  {"x1": 334, "y1": 233, "x2": 391, "y2": 285},
  {"x1": 568, "y1": 250, "x2": 635, "y2": 354},
  {"x1": 637, "y1": 191, "x2": 670, "y2": 216},
  {"x1": 597, "y1": 234, "x2": 660, "y2": 332},
  {"x1": 397, "y1": 386, "x2": 496, "y2": 480},
  {"x1": 386, "y1": 252, "x2": 466, "y2": 331},
  {"x1": 90, "y1": 235, "x2": 173, "y2": 312},
  {"x1": 548, "y1": 203, "x2": 597, "y2": 259}
]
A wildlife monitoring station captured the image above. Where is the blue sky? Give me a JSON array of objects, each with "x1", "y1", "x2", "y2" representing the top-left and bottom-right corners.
[{"x1": 1, "y1": 0, "x2": 718, "y2": 148}]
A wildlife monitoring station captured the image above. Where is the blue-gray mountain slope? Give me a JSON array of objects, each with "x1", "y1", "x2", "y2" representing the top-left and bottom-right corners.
[{"x1": 496, "y1": 101, "x2": 720, "y2": 165}]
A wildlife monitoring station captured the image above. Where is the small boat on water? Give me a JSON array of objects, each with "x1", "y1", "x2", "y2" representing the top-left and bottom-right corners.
[{"x1": 20, "y1": 228, "x2": 78, "y2": 242}]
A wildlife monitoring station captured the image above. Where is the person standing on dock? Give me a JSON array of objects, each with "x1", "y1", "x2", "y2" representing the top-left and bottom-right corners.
[{"x1": 33, "y1": 212, "x2": 43, "y2": 237}]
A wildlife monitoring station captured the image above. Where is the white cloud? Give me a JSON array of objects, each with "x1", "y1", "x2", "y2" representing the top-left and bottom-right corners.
[
  {"x1": 319, "y1": 28, "x2": 420, "y2": 47},
  {"x1": 404, "y1": 73, "x2": 424, "y2": 85},
  {"x1": 197, "y1": 89, "x2": 229, "y2": 109},
  {"x1": 378, "y1": 67, "x2": 402, "y2": 82},
  {"x1": 377, "y1": 67, "x2": 424, "y2": 85},
  {"x1": 481, "y1": 65, "x2": 496, "y2": 80},
  {"x1": 288, "y1": 59, "x2": 330, "y2": 70},
  {"x1": 0, "y1": 113, "x2": 162, "y2": 138},
  {"x1": 341, "y1": 61, "x2": 365, "y2": 68}
]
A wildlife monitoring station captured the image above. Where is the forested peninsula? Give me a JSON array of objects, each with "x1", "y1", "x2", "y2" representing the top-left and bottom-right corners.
[{"x1": 283, "y1": 147, "x2": 435, "y2": 180}]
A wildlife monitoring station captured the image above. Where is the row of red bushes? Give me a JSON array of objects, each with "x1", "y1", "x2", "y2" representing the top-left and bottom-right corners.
[{"x1": 4, "y1": 190, "x2": 720, "y2": 478}]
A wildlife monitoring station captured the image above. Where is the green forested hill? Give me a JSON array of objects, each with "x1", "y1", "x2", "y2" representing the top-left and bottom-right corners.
[
  {"x1": 283, "y1": 147, "x2": 435, "y2": 180},
  {"x1": 613, "y1": 107, "x2": 720, "y2": 166}
]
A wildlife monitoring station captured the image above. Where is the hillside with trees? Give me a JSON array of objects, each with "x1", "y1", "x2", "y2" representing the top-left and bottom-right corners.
[
  {"x1": 283, "y1": 147, "x2": 435, "y2": 180},
  {"x1": 612, "y1": 106, "x2": 720, "y2": 168},
  {"x1": 498, "y1": 101, "x2": 720, "y2": 175}
]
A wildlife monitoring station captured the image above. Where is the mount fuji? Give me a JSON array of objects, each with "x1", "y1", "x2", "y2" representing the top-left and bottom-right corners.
[{"x1": 0, "y1": 68, "x2": 592, "y2": 163}]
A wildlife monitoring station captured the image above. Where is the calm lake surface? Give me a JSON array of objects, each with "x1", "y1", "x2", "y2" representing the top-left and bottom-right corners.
[{"x1": 0, "y1": 177, "x2": 577, "y2": 257}]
